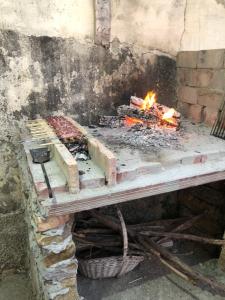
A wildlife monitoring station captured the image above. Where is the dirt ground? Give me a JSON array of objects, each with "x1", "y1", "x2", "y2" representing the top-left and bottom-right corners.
[{"x1": 0, "y1": 273, "x2": 33, "y2": 300}]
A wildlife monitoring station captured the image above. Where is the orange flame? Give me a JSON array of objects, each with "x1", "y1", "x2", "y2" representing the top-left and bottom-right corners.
[
  {"x1": 124, "y1": 116, "x2": 143, "y2": 126},
  {"x1": 141, "y1": 91, "x2": 156, "y2": 110}
]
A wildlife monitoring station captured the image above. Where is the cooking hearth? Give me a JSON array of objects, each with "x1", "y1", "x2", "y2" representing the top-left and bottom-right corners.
[{"x1": 22, "y1": 110, "x2": 225, "y2": 217}]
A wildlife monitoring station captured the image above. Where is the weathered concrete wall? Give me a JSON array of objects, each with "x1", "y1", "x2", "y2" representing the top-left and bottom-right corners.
[
  {"x1": 0, "y1": 30, "x2": 177, "y2": 124},
  {"x1": 0, "y1": 114, "x2": 28, "y2": 274}
]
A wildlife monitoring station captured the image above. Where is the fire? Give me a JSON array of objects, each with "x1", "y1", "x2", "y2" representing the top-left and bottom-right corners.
[
  {"x1": 162, "y1": 108, "x2": 175, "y2": 120},
  {"x1": 141, "y1": 91, "x2": 156, "y2": 110},
  {"x1": 124, "y1": 116, "x2": 143, "y2": 126},
  {"x1": 162, "y1": 108, "x2": 176, "y2": 125}
]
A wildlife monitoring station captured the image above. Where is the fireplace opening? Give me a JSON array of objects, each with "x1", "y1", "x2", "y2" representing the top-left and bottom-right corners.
[{"x1": 72, "y1": 181, "x2": 225, "y2": 300}]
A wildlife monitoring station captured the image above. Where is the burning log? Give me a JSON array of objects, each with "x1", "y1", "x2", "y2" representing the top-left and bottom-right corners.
[
  {"x1": 130, "y1": 96, "x2": 181, "y2": 118},
  {"x1": 130, "y1": 95, "x2": 181, "y2": 128},
  {"x1": 117, "y1": 104, "x2": 180, "y2": 128}
]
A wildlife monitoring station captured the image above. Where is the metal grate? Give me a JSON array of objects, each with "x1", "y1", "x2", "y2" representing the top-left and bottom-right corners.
[{"x1": 211, "y1": 100, "x2": 225, "y2": 139}]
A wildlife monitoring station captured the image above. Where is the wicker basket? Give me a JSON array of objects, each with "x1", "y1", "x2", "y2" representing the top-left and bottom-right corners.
[{"x1": 78, "y1": 207, "x2": 144, "y2": 279}]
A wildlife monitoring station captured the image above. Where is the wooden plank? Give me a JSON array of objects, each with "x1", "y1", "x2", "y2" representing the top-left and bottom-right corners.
[
  {"x1": 95, "y1": 0, "x2": 111, "y2": 47},
  {"x1": 51, "y1": 143, "x2": 79, "y2": 193},
  {"x1": 88, "y1": 137, "x2": 117, "y2": 186}
]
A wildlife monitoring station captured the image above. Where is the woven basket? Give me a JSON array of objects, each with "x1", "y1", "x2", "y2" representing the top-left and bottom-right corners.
[{"x1": 78, "y1": 208, "x2": 144, "y2": 279}]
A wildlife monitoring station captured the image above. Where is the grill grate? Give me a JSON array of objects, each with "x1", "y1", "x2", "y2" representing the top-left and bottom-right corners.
[{"x1": 211, "y1": 100, "x2": 225, "y2": 140}]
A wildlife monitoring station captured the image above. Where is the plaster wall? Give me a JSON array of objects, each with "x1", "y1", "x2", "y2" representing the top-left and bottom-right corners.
[
  {"x1": 0, "y1": 0, "x2": 94, "y2": 40},
  {"x1": 1, "y1": 0, "x2": 225, "y2": 55},
  {"x1": 181, "y1": 0, "x2": 225, "y2": 51}
]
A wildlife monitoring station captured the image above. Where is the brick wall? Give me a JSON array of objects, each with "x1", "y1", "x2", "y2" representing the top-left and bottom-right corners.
[{"x1": 177, "y1": 50, "x2": 225, "y2": 125}]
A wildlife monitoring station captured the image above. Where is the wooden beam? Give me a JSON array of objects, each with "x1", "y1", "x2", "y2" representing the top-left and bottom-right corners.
[{"x1": 95, "y1": 0, "x2": 111, "y2": 47}]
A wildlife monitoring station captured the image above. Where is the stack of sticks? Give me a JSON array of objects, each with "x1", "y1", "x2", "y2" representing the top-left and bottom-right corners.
[{"x1": 73, "y1": 210, "x2": 225, "y2": 296}]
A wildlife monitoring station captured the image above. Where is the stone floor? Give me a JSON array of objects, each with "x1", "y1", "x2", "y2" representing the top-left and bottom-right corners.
[{"x1": 0, "y1": 273, "x2": 34, "y2": 300}]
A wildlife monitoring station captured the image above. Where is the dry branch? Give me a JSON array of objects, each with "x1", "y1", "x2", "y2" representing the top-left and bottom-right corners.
[
  {"x1": 141, "y1": 231, "x2": 225, "y2": 246},
  {"x1": 139, "y1": 237, "x2": 225, "y2": 296},
  {"x1": 157, "y1": 213, "x2": 205, "y2": 245},
  {"x1": 90, "y1": 210, "x2": 225, "y2": 296}
]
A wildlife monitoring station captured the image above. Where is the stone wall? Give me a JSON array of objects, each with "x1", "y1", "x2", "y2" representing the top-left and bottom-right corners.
[
  {"x1": 0, "y1": 120, "x2": 28, "y2": 274},
  {"x1": 177, "y1": 49, "x2": 225, "y2": 125}
]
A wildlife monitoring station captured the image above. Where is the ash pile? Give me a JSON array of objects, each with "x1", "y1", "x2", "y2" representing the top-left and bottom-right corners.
[{"x1": 95, "y1": 93, "x2": 184, "y2": 151}]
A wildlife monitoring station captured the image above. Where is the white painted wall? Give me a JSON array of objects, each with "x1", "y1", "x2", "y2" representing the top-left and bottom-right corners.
[
  {"x1": 181, "y1": 0, "x2": 225, "y2": 51},
  {"x1": 0, "y1": 0, "x2": 225, "y2": 55},
  {"x1": 111, "y1": 0, "x2": 186, "y2": 56},
  {"x1": 0, "y1": 0, "x2": 94, "y2": 39}
]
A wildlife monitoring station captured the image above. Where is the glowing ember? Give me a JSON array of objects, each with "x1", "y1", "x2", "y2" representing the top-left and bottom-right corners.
[
  {"x1": 162, "y1": 108, "x2": 177, "y2": 126},
  {"x1": 141, "y1": 91, "x2": 156, "y2": 110},
  {"x1": 162, "y1": 108, "x2": 175, "y2": 120},
  {"x1": 124, "y1": 116, "x2": 144, "y2": 126}
]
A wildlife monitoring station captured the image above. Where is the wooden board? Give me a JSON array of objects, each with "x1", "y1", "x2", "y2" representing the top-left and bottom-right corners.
[
  {"x1": 88, "y1": 138, "x2": 117, "y2": 186},
  {"x1": 51, "y1": 143, "x2": 79, "y2": 193}
]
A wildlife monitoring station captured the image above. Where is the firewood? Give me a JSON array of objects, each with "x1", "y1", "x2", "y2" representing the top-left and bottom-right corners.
[
  {"x1": 140, "y1": 231, "x2": 225, "y2": 246},
  {"x1": 75, "y1": 228, "x2": 114, "y2": 235},
  {"x1": 117, "y1": 105, "x2": 158, "y2": 123},
  {"x1": 127, "y1": 217, "x2": 190, "y2": 231},
  {"x1": 73, "y1": 235, "x2": 122, "y2": 248},
  {"x1": 157, "y1": 213, "x2": 205, "y2": 245},
  {"x1": 139, "y1": 237, "x2": 225, "y2": 296},
  {"x1": 117, "y1": 105, "x2": 180, "y2": 127},
  {"x1": 130, "y1": 96, "x2": 181, "y2": 118},
  {"x1": 91, "y1": 210, "x2": 225, "y2": 295}
]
